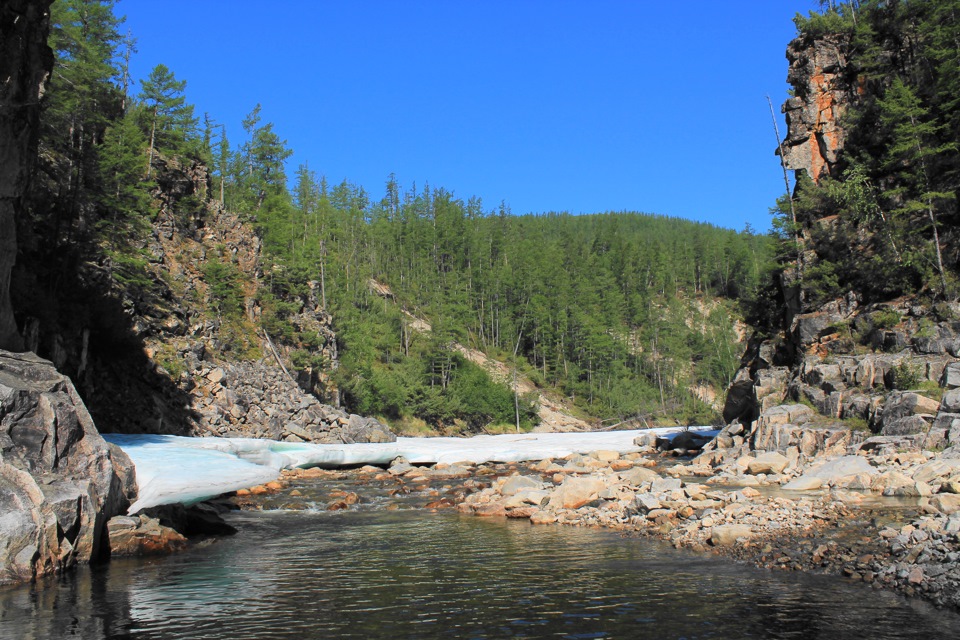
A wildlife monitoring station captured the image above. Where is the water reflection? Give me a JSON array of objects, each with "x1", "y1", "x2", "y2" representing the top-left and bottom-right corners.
[{"x1": 2, "y1": 510, "x2": 959, "y2": 639}]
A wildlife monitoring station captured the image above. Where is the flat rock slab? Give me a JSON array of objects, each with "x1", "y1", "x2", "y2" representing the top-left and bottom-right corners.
[
  {"x1": 806, "y1": 456, "x2": 876, "y2": 481},
  {"x1": 782, "y1": 476, "x2": 824, "y2": 491}
]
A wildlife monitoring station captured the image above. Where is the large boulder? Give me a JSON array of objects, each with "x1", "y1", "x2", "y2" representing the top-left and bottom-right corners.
[
  {"x1": 0, "y1": 351, "x2": 132, "y2": 584},
  {"x1": 747, "y1": 451, "x2": 789, "y2": 475},
  {"x1": 547, "y1": 476, "x2": 607, "y2": 510},
  {"x1": 338, "y1": 414, "x2": 396, "y2": 444}
]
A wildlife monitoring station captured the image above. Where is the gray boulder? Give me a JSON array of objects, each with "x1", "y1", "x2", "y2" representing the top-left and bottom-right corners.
[
  {"x1": 0, "y1": 351, "x2": 131, "y2": 585},
  {"x1": 941, "y1": 362, "x2": 960, "y2": 390},
  {"x1": 339, "y1": 414, "x2": 396, "y2": 444}
]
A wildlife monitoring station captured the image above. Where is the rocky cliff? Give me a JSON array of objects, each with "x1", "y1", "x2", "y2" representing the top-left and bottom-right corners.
[
  {"x1": 0, "y1": 0, "x2": 53, "y2": 350},
  {"x1": 779, "y1": 32, "x2": 857, "y2": 184},
  {"x1": 722, "y1": 23, "x2": 960, "y2": 458},
  {"x1": 16, "y1": 152, "x2": 392, "y2": 444}
]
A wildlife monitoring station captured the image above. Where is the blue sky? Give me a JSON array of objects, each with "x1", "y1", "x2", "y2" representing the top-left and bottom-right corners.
[{"x1": 119, "y1": 1, "x2": 820, "y2": 232}]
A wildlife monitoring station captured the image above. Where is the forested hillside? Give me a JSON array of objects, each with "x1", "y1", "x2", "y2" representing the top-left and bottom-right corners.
[
  {"x1": 13, "y1": 0, "x2": 772, "y2": 435},
  {"x1": 254, "y1": 179, "x2": 770, "y2": 429}
]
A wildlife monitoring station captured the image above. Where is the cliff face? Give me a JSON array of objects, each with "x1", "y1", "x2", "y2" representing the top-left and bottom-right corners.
[
  {"x1": 779, "y1": 33, "x2": 856, "y2": 184},
  {"x1": 0, "y1": 1, "x2": 134, "y2": 587},
  {"x1": 0, "y1": 0, "x2": 53, "y2": 350},
  {"x1": 722, "y1": 25, "x2": 960, "y2": 459}
]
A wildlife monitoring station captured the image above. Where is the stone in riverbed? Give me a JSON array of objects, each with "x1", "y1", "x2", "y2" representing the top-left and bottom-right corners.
[
  {"x1": 747, "y1": 452, "x2": 789, "y2": 475},
  {"x1": 913, "y1": 459, "x2": 960, "y2": 485},
  {"x1": 589, "y1": 450, "x2": 620, "y2": 462},
  {"x1": 619, "y1": 467, "x2": 661, "y2": 487},
  {"x1": 635, "y1": 493, "x2": 662, "y2": 513},
  {"x1": 929, "y1": 494, "x2": 960, "y2": 515},
  {"x1": 710, "y1": 524, "x2": 754, "y2": 546},
  {"x1": 107, "y1": 515, "x2": 187, "y2": 556},
  {"x1": 548, "y1": 477, "x2": 607, "y2": 510},
  {"x1": 504, "y1": 490, "x2": 550, "y2": 509},
  {"x1": 499, "y1": 475, "x2": 543, "y2": 496},
  {"x1": 782, "y1": 476, "x2": 824, "y2": 491}
]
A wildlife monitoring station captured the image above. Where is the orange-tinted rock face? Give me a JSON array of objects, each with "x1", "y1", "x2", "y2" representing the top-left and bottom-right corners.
[{"x1": 779, "y1": 34, "x2": 855, "y2": 184}]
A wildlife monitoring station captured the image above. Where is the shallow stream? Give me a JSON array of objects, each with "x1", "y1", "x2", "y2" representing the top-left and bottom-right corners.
[{"x1": 2, "y1": 505, "x2": 959, "y2": 639}]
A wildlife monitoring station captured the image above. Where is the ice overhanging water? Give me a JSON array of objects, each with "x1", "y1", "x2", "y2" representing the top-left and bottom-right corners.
[{"x1": 104, "y1": 427, "x2": 715, "y2": 514}]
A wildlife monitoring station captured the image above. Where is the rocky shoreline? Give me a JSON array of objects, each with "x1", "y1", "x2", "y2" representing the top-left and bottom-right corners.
[
  {"x1": 221, "y1": 427, "x2": 960, "y2": 612},
  {"x1": 454, "y1": 439, "x2": 960, "y2": 610}
]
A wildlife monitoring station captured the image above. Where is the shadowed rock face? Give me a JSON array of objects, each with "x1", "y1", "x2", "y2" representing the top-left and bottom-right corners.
[
  {"x1": 0, "y1": 350, "x2": 134, "y2": 585},
  {"x1": 0, "y1": 0, "x2": 53, "y2": 350}
]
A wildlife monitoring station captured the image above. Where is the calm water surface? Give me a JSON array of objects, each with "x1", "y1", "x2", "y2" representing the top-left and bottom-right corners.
[{"x1": 2, "y1": 509, "x2": 959, "y2": 640}]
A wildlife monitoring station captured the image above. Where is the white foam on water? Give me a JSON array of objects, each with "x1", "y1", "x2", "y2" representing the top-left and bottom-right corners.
[{"x1": 104, "y1": 426, "x2": 715, "y2": 513}]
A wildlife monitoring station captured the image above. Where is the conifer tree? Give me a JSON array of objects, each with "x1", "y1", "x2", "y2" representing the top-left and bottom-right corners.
[
  {"x1": 877, "y1": 78, "x2": 954, "y2": 297},
  {"x1": 138, "y1": 63, "x2": 196, "y2": 173}
]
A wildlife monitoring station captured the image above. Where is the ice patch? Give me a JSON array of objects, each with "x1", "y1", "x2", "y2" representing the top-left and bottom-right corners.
[{"x1": 104, "y1": 426, "x2": 714, "y2": 513}]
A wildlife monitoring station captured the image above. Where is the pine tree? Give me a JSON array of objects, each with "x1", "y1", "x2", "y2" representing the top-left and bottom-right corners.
[
  {"x1": 877, "y1": 78, "x2": 955, "y2": 297},
  {"x1": 138, "y1": 63, "x2": 196, "y2": 173},
  {"x1": 44, "y1": 0, "x2": 124, "y2": 242},
  {"x1": 96, "y1": 110, "x2": 153, "y2": 241}
]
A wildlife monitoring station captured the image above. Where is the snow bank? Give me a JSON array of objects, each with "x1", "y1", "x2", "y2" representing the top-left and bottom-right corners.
[{"x1": 104, "y1": 426, "x2": 714, "y2": 514}]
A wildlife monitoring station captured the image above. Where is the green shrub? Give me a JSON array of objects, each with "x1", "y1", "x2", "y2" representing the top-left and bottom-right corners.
[
  {"x1": 872, "y1": 309, "x2": 902, "y2": 330},
  {"x1": 890, "y1": 361, "x2": 923, "y2": 390}
]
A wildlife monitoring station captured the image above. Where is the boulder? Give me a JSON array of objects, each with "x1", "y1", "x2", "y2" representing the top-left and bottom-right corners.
[
  {"x1": 667, "y1": 431, "x2": 712, "y2": 451},
  {"x1": 758, "y1": 404, "x2": 815, "y2": 426},
  {"x1": 877, "y1": 393, "x2": 940, "y2": 433},
  {"x1": 782, "y1": 476, "x2": 823, "y2": 491},
  {"x1": 941, "y1": 362, "x2": 960, "y2": 389},
  {"x1": 710, "y1": 524, "x2": 754, "y2": 546},
  {"x1": 941, "y1": 388, "x2": 960, "y2": 414},
  {"x1": 547, "y1": 477, "x2": 607, "y2": 510},
  {"x1": 747, "y1": 452, "x2": 789, "y2": 475},
  {"x1": 937, "y1": 413, "x2": 960, "y2": 445},
  {"x1": 881, "y1": 415, "x2": 930, "y2": 436},
  {"x1": 805, "y1": 455, "x2": 875, "y2": 483},
  {"x1": 635, "y1": 493, "x2": 663, "y2": 512},
  {"x1": 633, "y1": 432, "x2": 659, "y2": 448},
  {"x1": 930, "y1": 494, "x2": 960, "y2": 515},
  {"x1": 794, "y1": 312, "x2": 835, "y2": 345},
  {"x1": 339, "y1": 414, "x2": 395, "y2": 444},
  {"x1": 500, "y1": 475, "x2": 543, "y2": 496},
  {"x1": 913, "y1": 459, "x2": 960, "y2": 485},
  {"x1": 106, "y1": 514, "x2": 187, "y2": 556},
  {"x1": 0, "y1": 351, "x2": 131, "y2": 585},
  {"x1": 619, "y1": 467, "x2": 661, "y2": 487},
  {"x1": 589, "y1": 450, "x2": 620, "y2": 462}
]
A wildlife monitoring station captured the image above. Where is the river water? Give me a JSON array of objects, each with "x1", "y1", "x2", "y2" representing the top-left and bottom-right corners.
[{"x1": 2, "y1": 508, "x2": 959, "y2": 640}]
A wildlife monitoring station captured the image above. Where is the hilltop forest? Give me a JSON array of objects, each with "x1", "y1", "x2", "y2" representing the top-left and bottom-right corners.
[{"x1": 15, "y1": 0, "x2": 778, "y2": 433}]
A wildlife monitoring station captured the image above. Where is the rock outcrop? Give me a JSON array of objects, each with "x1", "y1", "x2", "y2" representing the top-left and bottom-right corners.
[
  {"x1": 0, "y1": 350, "x2": 133, "y2": 584},
  {"x1": 780, "y1": 32, "x2": 856, "y2": 184},
  {"x1": 0, "y1": 0, "x2": 53, "y2": 350}
]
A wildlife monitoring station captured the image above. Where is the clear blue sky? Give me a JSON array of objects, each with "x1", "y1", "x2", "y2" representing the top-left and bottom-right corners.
[{"x1": 119, "y1": 1, "x2": 820, "y2": 232}]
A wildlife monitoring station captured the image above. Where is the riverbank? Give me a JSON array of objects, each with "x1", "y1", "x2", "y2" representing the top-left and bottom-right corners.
[{"x1": 225, "y1": 438, "x2": 960, "y2": 612}]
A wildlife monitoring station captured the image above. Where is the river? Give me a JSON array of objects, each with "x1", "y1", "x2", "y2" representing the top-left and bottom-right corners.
[{"x1": 2, "y1": 507, "x2": 959, "y2": 639}]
